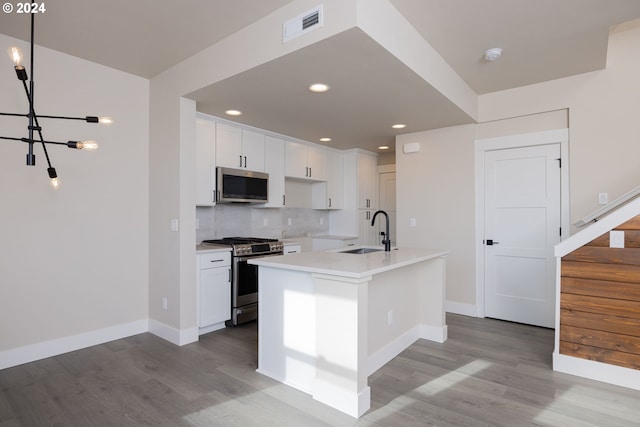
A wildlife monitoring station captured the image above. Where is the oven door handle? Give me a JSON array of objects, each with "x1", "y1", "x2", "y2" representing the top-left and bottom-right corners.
[{"x1": 235, "y1": 253, "x2": 283, "y2": 262}]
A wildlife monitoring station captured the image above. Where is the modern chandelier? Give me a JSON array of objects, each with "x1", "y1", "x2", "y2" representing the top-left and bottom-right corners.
[{"x1": 0, "y1": 14, "x2": 112, "y2": 189}]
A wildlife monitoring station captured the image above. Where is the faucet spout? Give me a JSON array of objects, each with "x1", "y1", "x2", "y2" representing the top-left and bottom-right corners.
[{"x1": 371, "y1": 210, "x2": 391, "y2": 251}]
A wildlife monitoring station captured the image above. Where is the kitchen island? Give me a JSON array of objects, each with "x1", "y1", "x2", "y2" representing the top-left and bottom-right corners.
[{"x1": 249, "y1": 246, "x2": 449, "y2": 418}]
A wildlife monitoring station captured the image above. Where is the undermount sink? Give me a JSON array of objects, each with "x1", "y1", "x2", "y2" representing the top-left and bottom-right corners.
[{"x1": 340, "y1": 248, "x2": 384, "y2": 254}]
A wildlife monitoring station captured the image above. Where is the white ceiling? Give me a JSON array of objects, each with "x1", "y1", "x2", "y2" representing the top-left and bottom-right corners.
[{"x1": 2, "y1": 0, "x2": 640, "y2": 153}]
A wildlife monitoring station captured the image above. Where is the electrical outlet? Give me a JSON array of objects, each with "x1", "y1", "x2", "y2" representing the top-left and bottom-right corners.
[
  {"x1": 610, "y1": 230, "x2": 624, "y2": 248},
  {"x1": 162, "y1": 297, "x2": 168, "y2": 310}
]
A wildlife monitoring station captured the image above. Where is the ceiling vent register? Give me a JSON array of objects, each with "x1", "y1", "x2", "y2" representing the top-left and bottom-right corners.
[{"x1": 283, "y1": 5, "x2": 323, "y2": 43}]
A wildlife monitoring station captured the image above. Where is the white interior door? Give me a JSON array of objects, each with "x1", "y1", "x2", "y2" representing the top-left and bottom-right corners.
[{"x1": 484, "y1": 144, "x2": 560, "y2": 328}]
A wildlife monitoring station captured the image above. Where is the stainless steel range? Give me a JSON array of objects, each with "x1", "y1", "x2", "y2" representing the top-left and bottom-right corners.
[{"x1": 202, "y1": 237, "x2": 283, "y2": 326}]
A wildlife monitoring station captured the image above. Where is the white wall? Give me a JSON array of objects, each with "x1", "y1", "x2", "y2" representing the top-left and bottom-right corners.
[
  {"x1": 0, "y1": 34, "x2": 149, "y2": 356},
  {"x1": 396, "y1": 125, "x2": 476, "y2": 307}
]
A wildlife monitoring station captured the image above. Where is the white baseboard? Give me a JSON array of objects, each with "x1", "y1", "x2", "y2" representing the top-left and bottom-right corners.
[
  {"x1": 0, "y1": 319, "x2": 148, "y2": 370},
  {"x1": 421, "y1": 323, "x2": 447, "y2": 343},
  {"x1": 445, "y1": 300, "x2": 478, "y2": 317},
  {"x1": 553, "y1": 352, "x2": 640, "y2": 391},
  {"x1": 148, "y1": 319, "x2": 198, "y2": 346},
  {"x1": 367, "y1": 323, "x2": 447, "y2": 376},
  {"x1": 368, "y1": 326, "x2": 420, "y2": 375}
]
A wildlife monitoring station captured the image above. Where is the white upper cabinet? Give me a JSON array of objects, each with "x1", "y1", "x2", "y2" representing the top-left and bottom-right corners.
[
  {"x1": 241, "y1": 129, "x2": 266, "y2": 172},
  {"x1": 312, "y1": 149, "x2": 343, "y2": 210},
  {"x1": 262, "y1": 136, "x2": 286, "y2": 208},
  {"x1": 358, "y1": 151, "x2": 378, "y2": 209},
  {"x1": 216, "y1": 123, "x2": 265, "y2": 172},
  {"x1": 195, "y1": 116, "x2": 216, "y2": 206},
  {"x1": 285, "y1": 141, "x2": 326, "y2": 181}
]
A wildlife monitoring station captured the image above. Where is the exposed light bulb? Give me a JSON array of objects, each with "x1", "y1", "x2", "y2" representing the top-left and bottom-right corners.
[
  {"x1": 98, "y1": 116, "x2": 113, "y2": 125},
  {"x1": 7, "y1": 46, "x2": 23, "y2": 66},
  {"x1": 50, "y1": 177, "x2": 60, "y2": 190},
  {"x1": 48, "y1": 167, "x2": 60, "y2": 190},
  {"x1": 78, "y1": 140, "x2": 98, "y2": 151}
]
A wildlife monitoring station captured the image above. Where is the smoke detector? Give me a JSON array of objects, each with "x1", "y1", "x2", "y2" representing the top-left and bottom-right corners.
[{"x1": 483, "y1": 48, "x2": 502, "y2": 61}]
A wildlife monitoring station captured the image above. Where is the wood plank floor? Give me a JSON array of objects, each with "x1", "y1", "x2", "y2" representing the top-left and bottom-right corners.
[{"x1": 2, "y1": 314, "x2": 640, "y2": 426}]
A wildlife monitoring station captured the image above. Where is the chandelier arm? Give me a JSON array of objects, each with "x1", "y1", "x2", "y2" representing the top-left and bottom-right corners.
[
  {"x1": 0, "y1": 136, "x2": 23, "y2": 142},
  {"x1": 0, "y1": 112, "x2": 29, "y2": 118}
]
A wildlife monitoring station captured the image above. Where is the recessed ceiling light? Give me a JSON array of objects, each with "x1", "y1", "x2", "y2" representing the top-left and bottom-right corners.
[
  {"x1": 309, "y1": 83, "x2": 330, "y2": 93},
  {"x1": 225, "y1": 109, "x2": 242, "y2": 116},
  {"x1": 378, "y1": 145, "x2": 390, "y2": 150},
  {"x1": 392, "y1": 123, "x2": 406, "y2": 129},
  {"x1": 483, "y1": 48, "x2": 502, "y2": 61},
  {"x1": 319, "y1": 137, "x2": 332, "y2": 142}
]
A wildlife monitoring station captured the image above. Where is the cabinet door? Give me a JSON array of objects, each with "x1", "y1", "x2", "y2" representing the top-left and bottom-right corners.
[
  {"x1": 285, "y1": 141, "x2": 308, "y2": 179},
  {"x1": 241, "y1": 129, "x2": 265, "y2": 172},
  {"x1": 195, "y1": 118, "x2": 215, "y2": 206},
  {"x1": 307, "y1": 145, "x2": 327, "y2": 181},
  {"x1": 325, "y1": 150, "x2": 343, "y2": 209},
  {"x1": 263, "y1": 136, "x2": 285, "y2": 207},
  {"x1": 359, "y1": 210, "x2": 381, "y2": 247},
  {"x1": 358, "y1": 153, "x2": 378, "y2": 209},
  {"x1": 216, "y1": 123, "x2": 243, "y2": 169},
  {"x1": 199, "y1": 267, "x2": 231, "y2": 327}
]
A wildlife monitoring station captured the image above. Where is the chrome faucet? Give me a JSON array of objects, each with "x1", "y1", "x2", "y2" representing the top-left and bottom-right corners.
[{"x1": 371, "y1": 210, "x2": 391, "y2": 251}]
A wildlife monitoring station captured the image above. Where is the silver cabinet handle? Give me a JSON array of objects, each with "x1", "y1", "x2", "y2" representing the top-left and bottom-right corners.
[{"x1": 239, "y1": 155, "x2": 243, "y2": 167}]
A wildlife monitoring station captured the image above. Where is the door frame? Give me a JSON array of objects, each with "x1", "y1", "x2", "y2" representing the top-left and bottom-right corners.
[{"x1": 474, "y1": 129, "x2": 570, "y2": 318}]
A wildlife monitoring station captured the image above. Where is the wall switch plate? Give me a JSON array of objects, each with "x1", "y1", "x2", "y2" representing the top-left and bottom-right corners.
[
  {"x1": 288, "y1": 218, "x2": 292, "y2": 226},
  {"x1": 387, "y1": 310, "x2": 393, "y2": 326},
  {"x1": 410, "y1": 218, "x2": 417, "y2": 227},
  {"x1": 162, "y1": 297, "x2": 168, "y2": 310},
  {"x1": 170, "y1": 219, "x2": 179, "y2": 232},
  {"x1": 599, "y1": 193, "x2": 608, "y2": 205},
  {"x1": 610, "y1": 230, "x2": 624, "y2": 248}
]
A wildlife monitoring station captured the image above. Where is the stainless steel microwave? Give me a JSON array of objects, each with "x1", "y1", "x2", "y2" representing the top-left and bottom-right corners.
[{"x1": 216, "y1": 167, "x2": 269, "y2": 203}]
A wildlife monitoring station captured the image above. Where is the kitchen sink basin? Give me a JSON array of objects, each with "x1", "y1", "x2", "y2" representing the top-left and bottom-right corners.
[{"x1": 340, "y1": 248, "x2": 384, "y2": 254}]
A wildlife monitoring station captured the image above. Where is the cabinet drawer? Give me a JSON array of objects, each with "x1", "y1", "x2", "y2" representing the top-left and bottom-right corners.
[
  {"x1": 198, "y1": 251, "x2": 231, "y2": 268},
  {"x1": 284, "y1": 244, "x2": 302, "y2": 255}
]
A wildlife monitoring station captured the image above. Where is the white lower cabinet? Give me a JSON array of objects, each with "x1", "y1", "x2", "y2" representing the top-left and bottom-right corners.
[
  {"x1": 359, "y1": 210, "x2": 381, "y2": 247},
  {"x1": 197, "y1": 251, "x2": 231, "y2": 334}
]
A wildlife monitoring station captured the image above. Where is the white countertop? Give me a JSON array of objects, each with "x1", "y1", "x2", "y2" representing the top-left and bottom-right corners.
[{"x1": 249, "y1": 246, "x2": 450, "y2": 279}]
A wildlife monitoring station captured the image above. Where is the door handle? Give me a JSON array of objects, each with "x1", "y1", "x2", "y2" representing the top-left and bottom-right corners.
[{"x1": 484, "y1": 239, "x2": 500, "y2": 245}]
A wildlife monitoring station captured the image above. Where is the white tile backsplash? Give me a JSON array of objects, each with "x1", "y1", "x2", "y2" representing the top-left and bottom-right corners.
[{"x1": 196, "y1": 205, "x2": 329, "y2": 242}]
